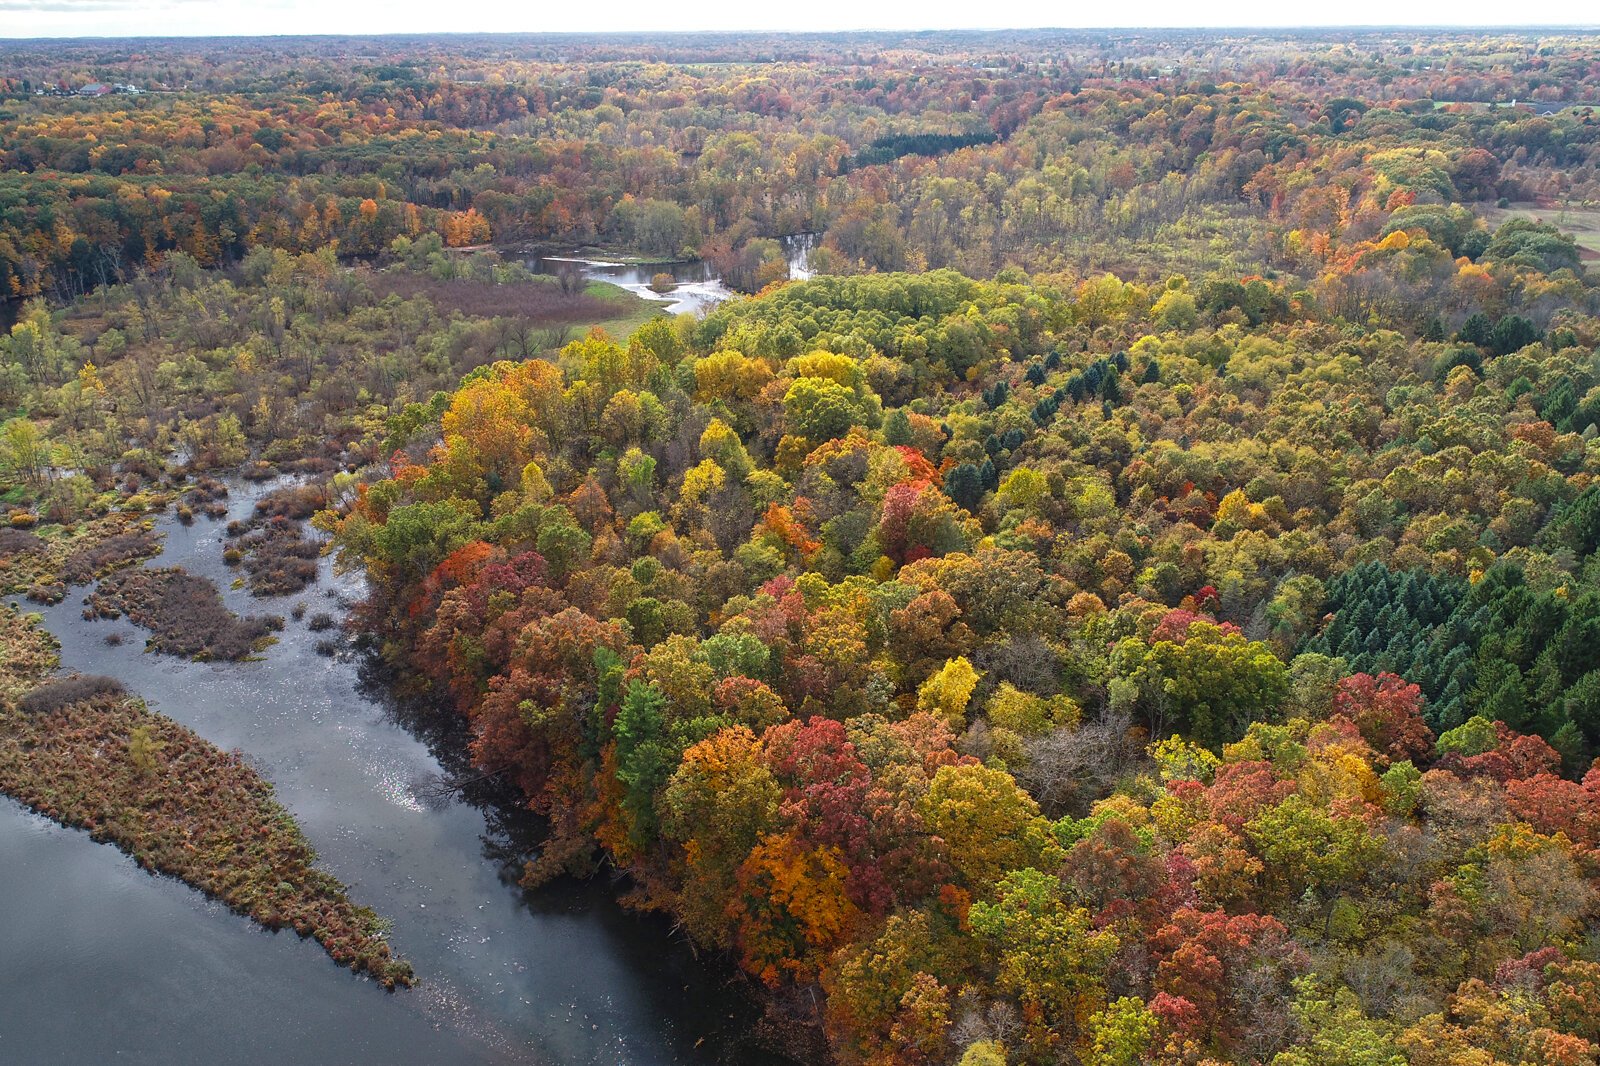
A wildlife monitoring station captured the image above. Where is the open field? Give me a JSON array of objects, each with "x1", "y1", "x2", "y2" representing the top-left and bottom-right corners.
[
  {"x1": 367, "y1": 270, "x2": 617, "y2": 322},
  {"x1": 365, "y1": 272, "x2": 665, "y2": 339},
  {"x1": 581, "y1": 279, "x2": 670, "y2": 338},
  {"x1": 1483, "y1": 200, "x2": 1600, "y2": 269}
]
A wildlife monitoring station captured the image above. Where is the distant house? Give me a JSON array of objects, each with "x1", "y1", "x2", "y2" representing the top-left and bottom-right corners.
[
  {"x1": 61, "y1": 82, "x2": 139, "y2": 97},
  {"x1": 1539, "y1": 101, "x2": 1600, "y2": 116}
]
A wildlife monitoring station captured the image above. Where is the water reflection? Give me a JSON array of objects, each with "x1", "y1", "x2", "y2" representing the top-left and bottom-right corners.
[
  {"x1": 527, "y1": 234, "x2": 816, "y2": 316},
  {"x1": 0, "y1": 802, "x2": 511, "y2": 1066},
  {"x1": 2, "y1": 476, "x2": 786, "y2": 1065}
]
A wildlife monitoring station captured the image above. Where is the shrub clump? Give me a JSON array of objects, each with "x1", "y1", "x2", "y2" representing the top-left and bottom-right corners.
[
  {"x1": 17, "y1": 674, "x2": 127, "y2": 715},
  {"x1": 88, "y1": 567, "x2": 282, "y2": 661},
  {"x1": 60, "y1": 529, "x2": 163, "y2": 586},
  {"x1": 254, "y1": 483, "x2": 329, "y2": 522},
  {"x1": 232, "y1": 520, "x2": 321, "y2": 597},
  {"x1": 220, "y1": 483, "x2": 332, "y2": 598},
  {"x1": 24, "y1": 583, "x2": 66, "y2": 605},
  {"x1": 0, "y1": 527, "x2": 44, "y2": 556},
  {"x1": 182, "y1": 477, "x2": 230, "y2": 519}
]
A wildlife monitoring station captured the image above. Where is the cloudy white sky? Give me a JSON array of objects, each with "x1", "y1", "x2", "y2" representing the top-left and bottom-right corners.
[{"x1": 0, "y1": 0, "x2": 1596, "y2": 38}]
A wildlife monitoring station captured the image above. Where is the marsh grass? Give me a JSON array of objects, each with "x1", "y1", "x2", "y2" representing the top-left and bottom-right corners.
[
  {"x1": 0, "y1": 604, "x2": 60, "y2": 705},
  {"x1": 59, "y1": 529, "x2": 163, "y2": 586},
  {"x1": 8, "y1": 514, "x2": 163, "y2": 603},
  {"x1": 88, "y1": 567, "x2": 283, "y2": 661},
  {"x1": 0, "y1": 692, "x2": 414, "y2": 989},
  {"x1": 234, "y1": 522, "x2": 321, "y2": 596},
  {"x1": 253, "y1": 484, "x2": 328, "y2": 522},
  {"x1": 218, "y1": 483, "x2": 331, "y2": 597}
]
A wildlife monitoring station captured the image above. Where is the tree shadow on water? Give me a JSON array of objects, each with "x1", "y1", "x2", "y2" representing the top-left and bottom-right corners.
[{"x1": 351, "y1": 649, "x2": 801, "y2": 1066}]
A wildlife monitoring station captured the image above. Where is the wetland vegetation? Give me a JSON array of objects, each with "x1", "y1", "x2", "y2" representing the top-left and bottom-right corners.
[{"x1": 6, "y1": 25, "x2": 1600, "y2": 1066}]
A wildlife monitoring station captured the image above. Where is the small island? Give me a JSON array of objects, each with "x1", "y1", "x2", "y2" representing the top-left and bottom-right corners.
[{"x1": 0, "y1": 604, "x2": 413, "y2": 988}]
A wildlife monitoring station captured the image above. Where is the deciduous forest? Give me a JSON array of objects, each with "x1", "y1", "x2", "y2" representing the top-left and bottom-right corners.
[{"x1": 6, "y1": 27, "x2": 1600, "y2": 1066}]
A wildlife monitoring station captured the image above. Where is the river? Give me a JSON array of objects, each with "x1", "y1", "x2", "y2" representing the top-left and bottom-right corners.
[
  {"x1": 527, "y1": 234, "x2": 816, "y2": 315},
  {"x1": 1, "y1": 477, "x2": 783, "y2": 1066}
]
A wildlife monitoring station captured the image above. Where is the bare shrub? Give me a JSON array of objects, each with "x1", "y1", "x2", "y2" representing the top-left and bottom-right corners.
[
  {"x1": 18, "y1": 675, "x2": 127, "y2": 714},
  {"x1": 0, "y1": 528, "x2": 44, "y2": 556},
  {"x1": 555, "y1": 261, "x2": 586, "y2": 297}
]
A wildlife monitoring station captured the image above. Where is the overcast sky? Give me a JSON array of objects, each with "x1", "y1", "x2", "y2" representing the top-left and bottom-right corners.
[{"x1": 1, "y1": 0, "x2": 1596, "y2": 39}]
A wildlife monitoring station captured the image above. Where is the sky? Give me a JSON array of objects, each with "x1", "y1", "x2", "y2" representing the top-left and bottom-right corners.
[{"x1": 1, "y1": 0, "x2": 1597, "y2": 39}]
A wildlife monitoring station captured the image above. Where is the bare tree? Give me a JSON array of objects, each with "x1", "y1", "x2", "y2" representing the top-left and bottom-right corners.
[
  {"x1": 537, "y1": 324, "x2": 575, "y2": 352},
  {"x1": 1016, "y1": 708, "x2": 1145, "y2": 817},
  {"x1": 556, "y1": 261, "x2": 586, "y2": 297}
]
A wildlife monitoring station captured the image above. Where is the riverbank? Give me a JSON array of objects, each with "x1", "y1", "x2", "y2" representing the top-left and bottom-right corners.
[
  {"x1": 1, "y1": 511, "x2": 164, "y2": 603},
  {"x1": 0, "y1": 604, "x2": 414, "y2": 989},
  {"x1": 3, "y1": 251, "x2": 776, "y2": 1060},
  {"x1": 6, "y1": 470, "x2": 780, "y2": 1061},
  {"x1": 0, "y1": 475, "x2": 415, "y2": 989},
  {"x1": 511, "y1": 243, "x2": 694, "y2": 267},
  {"x1": 520, "y1": 232, "x2": 816, "y2": 317},
  {"x1": 365, "y1": 265, "x2": 666, "y2": 340}
]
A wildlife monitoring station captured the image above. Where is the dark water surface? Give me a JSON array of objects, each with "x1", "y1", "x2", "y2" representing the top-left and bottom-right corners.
[{"x1": 1, "y1": 477, "x2": 772, "y2": 1066}]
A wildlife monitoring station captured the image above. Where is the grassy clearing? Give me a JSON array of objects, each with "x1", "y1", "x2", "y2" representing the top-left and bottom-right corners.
[
  {"x1": 368, "y1": 269, "x2": 620, "y2": 323},
  {"x1": 1483, "y1": 200, "x2": 1600, "y2": 268},
  {"x1": 584, "y1": 278, "x2": 669, "y2": 340},
  {"x1": 368, "y1": 267, "x2": 664, "y2": 341}
]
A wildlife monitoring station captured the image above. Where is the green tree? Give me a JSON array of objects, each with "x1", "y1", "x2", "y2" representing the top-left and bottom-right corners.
[{"x1": 969, "y1": 867, "x2": 1119, "y2": 1049}]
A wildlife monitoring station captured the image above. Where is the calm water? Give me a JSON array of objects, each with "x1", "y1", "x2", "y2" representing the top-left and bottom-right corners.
[
  {"x1": 529, "y1": 234, "x2": 815, "y2": 315},
  {"x1": 1, "y1": 477, "x2": 779, "y2": 1065}
]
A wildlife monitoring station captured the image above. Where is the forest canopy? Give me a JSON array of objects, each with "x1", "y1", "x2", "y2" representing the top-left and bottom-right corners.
[{"x1": 6, "y1": 26, "x2": 1600, "y2": 1066}]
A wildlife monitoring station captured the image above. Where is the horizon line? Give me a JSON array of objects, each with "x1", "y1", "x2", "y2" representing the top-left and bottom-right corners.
[{"x1": 5, "y1": 24, "x2": 1600, "y2": 44}]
